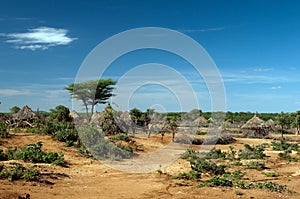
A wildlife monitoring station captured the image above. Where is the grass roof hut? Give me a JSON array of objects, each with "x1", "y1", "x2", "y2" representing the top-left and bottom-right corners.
[
  {"x1": 69, "y1": 111, "x2": 82, "y2": 124},
  {"x1": 241, "y1": 114, "x2": 268, "y2": 137},
  {"x1": 90, "y1": 112, "x2": 101, "y2": 126},
  {"x1": 13, "y1": 105, "x2": 36, "y2": 121},
  {"x1": 12, "y1": 105, "x2": 36, "y2": 127},
  {"x1": 97, "y1": 103, "x2": 123, "y2": 135},
  {"x1": 193, "y1": 116, "x2": 208, "y2": 127},
  {"x1": 265, "y1": 119, "x2": 276, "y2": 132}
]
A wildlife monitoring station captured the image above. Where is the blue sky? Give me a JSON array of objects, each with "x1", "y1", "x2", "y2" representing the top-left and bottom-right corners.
[{"x1": 0, "y1": 0, "x2": 300, "y2": 113}]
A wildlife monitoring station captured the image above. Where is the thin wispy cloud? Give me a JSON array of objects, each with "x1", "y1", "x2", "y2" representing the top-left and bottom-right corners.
[
  {"x1": 179, "y1": 27, "x2": 225, "y2": 33},
  {"x1": 253, "y1": 67, "x2": 273, "y2": 72},
  {"x1": 0, "y1": 89, "x2": 31, "y2": 96},
  {"x1": 270, "y1": 86, "x2": 281, "y2": 90},
  {"x1": 0, "y1": 26, "x2": 77, "y2": 50}
]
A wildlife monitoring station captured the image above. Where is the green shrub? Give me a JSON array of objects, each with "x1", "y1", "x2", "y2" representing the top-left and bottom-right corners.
[
  {"x1": 226, "y1": 146, "x2": 238, "y2": 161},
  {"x1": 65, "y1": 140, "x2": 74, "y2": 147},
  {"x1": 2, "y1": 142, "x2": 65, "y2": 166},
  {"x1": 196, "y1": 131, "x2": 207, "y2": 135},
  {"x1": 236, "y1": 181, "x2": 292, "y2": 193},
  {"x1": 255, "y1": 181, "x2": 290, "y2": 193},
  {"x1": 238, "y1": 144, "x2": 267, "y2": 159},
  {"x1": 181, "y1": 148, "x2": 198, "y2": 160},
  {"x1": 271, "y1": 140, "x2": 299, "y2": 152},
  {"x1": 41, "y1": 120, "x2": 78, "y2": 144},
  {"x1": 111, "y1": 133, "x2": 132, "y2": 142},
  {"x1": 25, "y1": 127, "x2": 40, "y2": 134},
  {"x1": 0, "y1": 122, "x2": 9, "y2": 138},
  {"x1": 278, "y1": 151, "x2": 299, "y2": 162},
  {"x1": 53, "y1": 128, "x2": 78, "y2": 143},
  {"x1": 262, "y1": 172, "x2": 280, "y2": 177},
  {"x1": 203, "y1": 147, "x2": 226, "y2": 160},
  {"x1": 200, "y1": 176, "x2": 233, "y2": 187},
  {"x1": 0, "y1": 149, "x2": 8, "y2": 161},
  {"x1": 189, "y1": 157, "x2": 226, "y2": 175},
  {"x1": 221, "y1": 170, "x2": 246, "y2": 182},
  {"x1": 22, "y1": 168, "x2": 40, "y2": 181},
  {"x1": 0, "y1": 164, "x2": 40, "y2": 182},
  {"x1": 172, "y1": 170, "x2": 201, "y2": 181},
  {"x1": 246, "y1": 161, "x2": 266, "y2": 169}
]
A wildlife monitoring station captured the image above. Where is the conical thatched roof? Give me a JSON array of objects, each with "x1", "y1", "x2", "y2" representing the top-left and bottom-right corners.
[
  {"x1": 69, "y1": 111, "x2": 82, "y2": 124},
  {"x1": 265, "y1": 119, "x2": 275, "y2": 127},
  {"x1": 265, "y1": 119, "x2": 276, "y2": 131},
  {"x1": 241, "y1": 115, "x2": 265, "y2": 129},
  {"x1": 193, "y1": 116, "x2": 207, "y2": 124},
  {"x1": 69, "y1": 111, "x2": 81, "y2": 120},
  {"x1": 13, "y1": 105, "x2": 36, "y2": 121},
  {"x1": 90, "y1": 112, "x2": 101, "y2": 124}
]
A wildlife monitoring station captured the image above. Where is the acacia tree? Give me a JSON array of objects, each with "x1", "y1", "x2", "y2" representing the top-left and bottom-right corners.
[
  {"x1": 65, "y1": 79, "x2": 116, "y2": 120},
  {"x1": 129, "y1": 108, "x2": 142, "y2": 123},
  {"x1": 291, "y1": 111, "x2": 300, "y2": 135},
  {"x1": 276, "y1": 112, "x2": 293, "y2": 138},
  {"x1": 10, "y1": 106, "x2": 20, "y2": 114}
]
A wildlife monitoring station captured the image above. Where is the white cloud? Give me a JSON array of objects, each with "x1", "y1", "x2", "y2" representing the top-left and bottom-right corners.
[
  {"x1": 0, "y1": 89, "x2": 31, "y2": 96},
  {"x1": 253, "y1": 67, "x2": 273, "y2": 72},
  {"x1": 1, "y1": 27, "x2": 77, "y2": 50},
  {"x1": 270, "y1": 86, "x2": 281, "y2": 90},
  {"x1": 179, "y1": 27, "x2": 225, "y2": 33}
]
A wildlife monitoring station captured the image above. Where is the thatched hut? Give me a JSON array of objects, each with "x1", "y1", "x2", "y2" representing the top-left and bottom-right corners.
[
  {"x1": 13, "y1": 105, "x2": 36, "y2": 121},
  {"x1": 265, "y1": 119, "x2": 276, "y2": 131},
  {"x1": 241, "y1": 115, "x2": 268, "y2": 137},
  {"x1": 69, "y1": 111, "x2": 82, "y2": 124},
  {"x1": 95, "y1": 103, "x2": 123, "y2": 135},
  {"x1": 193, "y1": 116, "x2": 207, "y2": 126},
  {"x1": 12, "y1": 105, "x2": 36, "y2": 127},
  {"x1": 90, "y1": 112, "x2": 101, "y2": 126}
]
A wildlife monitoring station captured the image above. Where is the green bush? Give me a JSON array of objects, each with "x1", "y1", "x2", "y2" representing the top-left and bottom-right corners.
[
  {"x1": 278, "y1": 151, "x2": 299, "y2": 162},
  {"x1": 200, "y1": 170, "x2": 245, "y2": 187},
  {"x1": 203, "y1": 147, "x2": 226, "y2": 159},
  {"x1": 236, "y1": 181, "x2": 291, "y2": 193},
  {"x1": 1, "y1": 142, "x2": 65, "y2": 166},
  {"x1": 200, "y1": 176, "x2": 233, "y2": 187},
  {"x1": 0, "y1": 164, "x2": 40, "y2": 182},
  {"x1": 238, "y1": 144, "x2": 267, "y2": 159},
  {"x1": 221, "y1": 170, "x2": 246, "y2": 182},
  {"x1": 111, "y1": 133, "x2": 132, "y2": 142},
  {"x1": 41, "y1": 120, "x2": 78, "y2": 145},
  {"x1": 226, "y1": 146, "x2": 238, "y2": 161},
  {"x1": 246, "y1": 161, "x2": 266, "y2": 169},
  {"x1": 78, "y1": 126, "x2": 132, "y2": 160},
  {"x1": 255, "y1": 181, "x2": 290, "y2": 193},
  {"x1": 262, "y1": 172, "x2": 280, "y2": 177},
  {"x1": 189, "y1": 157, "x2": 226, "y2": 175},
  {"x1": 0, "y1": 122, "x2": 9, "y2": 138},
  {"x1": 181, "y1": 148, "x2": 199, "y2": 160},
  {"x1": 53, "y1": 128, "x2": 78, "y2": 143},
  {"x1": 25, "y1": 127, "x2": 40, "y2": 134},
  {"x1": 172, "y1": 170, "x2": 201, "y2": 180},
  {"x1": 0, "y1": 149, "x2": 8, "y2": 161},
  {"x1": 196, "y1": 131, "x2": 207, "y2": 135},
  {"x1": 271, "y1": 140, "x2": 299, "y2": 152}
]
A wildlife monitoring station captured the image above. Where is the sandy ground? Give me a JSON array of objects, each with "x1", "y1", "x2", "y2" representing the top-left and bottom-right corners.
[{"x1": 1, "y1": 132, "x2": 300, "y2": 199}]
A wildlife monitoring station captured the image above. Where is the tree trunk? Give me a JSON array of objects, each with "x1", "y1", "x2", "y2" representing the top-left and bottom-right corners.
[{"x1": 84, "y1": 103, "x2": 90, "y2": 122}]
